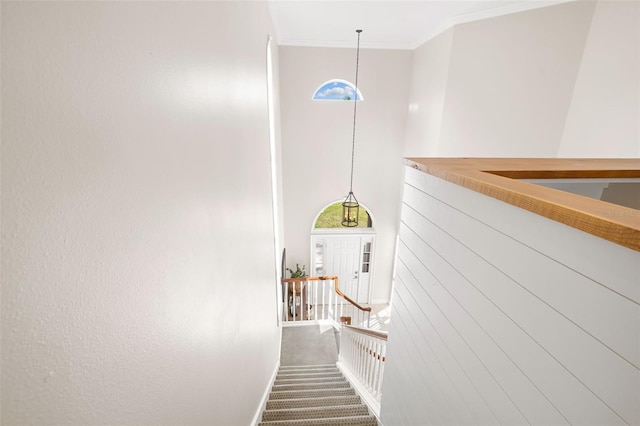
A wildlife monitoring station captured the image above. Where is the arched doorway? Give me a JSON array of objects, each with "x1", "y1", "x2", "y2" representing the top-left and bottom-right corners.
[{"x1": 310, "y1": 201, "x2": 376, "y2": 304}]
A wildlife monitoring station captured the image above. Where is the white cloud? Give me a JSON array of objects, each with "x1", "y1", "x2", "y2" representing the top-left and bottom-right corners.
[
  {"x1": 320, "y1": 84, "x2": 355, "y2": 98},
  {"x1": 314, "y1": 80, "x2": 361, "y2": 100},
  {"x1": 321, "y1": 86, "x2": 347, "y2": 97}
]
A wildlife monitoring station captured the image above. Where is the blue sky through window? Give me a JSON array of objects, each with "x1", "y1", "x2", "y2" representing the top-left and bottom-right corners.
[{"x1": 312, "y1": 79, "x2": 363, "y2": 101}]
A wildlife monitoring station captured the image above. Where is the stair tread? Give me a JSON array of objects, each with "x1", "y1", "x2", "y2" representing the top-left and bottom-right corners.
[
  {"x1": 279, "y1": 364, "x2": 337, "y2": 368},
  {"x1": 272, "y1": 381, "x2": 350, "y2": 391},
  {"x1": 262, "y1": 404, "x2": 369, "y2": 421},
  {"x1": 261, "y1": 364, "x2": 376, "y2": 426},
  {"x1": 276, "y1": 374, "x2": 341, "y2": 381},
  {"x1": 278, "y1": 367, "x2": 339, "y2": 373},
  {"x1": 258, "y1": 415, "x2": 378, "y2": 426},
  {"x1": 269, "y1": 388, "x2": 356, "y2": 399},
  {"x1": 277, "y1": 370, "x2": 341, "y2": 376},
  {"x1": 277, "y1": 371, "x2": 340, "y2": 377},
  {"x1": 277, "y1": 372, "x2": 342, "y2": 378},
  {"x1": 275, "y1": 376, "x2": 346, "y2": 385},
  {"x1": 266, "y1": 395, "x2": 362, "y2": 410},
  {"x1": 273, "y1": 379, "x2": 347, "y2": 385}
]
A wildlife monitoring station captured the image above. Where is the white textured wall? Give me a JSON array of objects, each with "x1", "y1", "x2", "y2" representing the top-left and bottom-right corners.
[
  {"x1": 558, "y1": 0, "x2": 640, "y2": 157},
  {"x1": 279, "y1": 46, "x2": 411, "y2": 302},
  {"x1": 381, "y1": 166, "x2": 640, "y2": 425},
  {"x1": 404, "y1": 29, "x2": 453, "y2": 158},
  {"x1": 404, "y1": 1, "x2": 640, "y2": 158},
  {"x1": 439, "y1": 1, "x2": 594, "y2": 157},
  {"x1": 1, "y1": 2, "x2": 281, "y2": 425}
]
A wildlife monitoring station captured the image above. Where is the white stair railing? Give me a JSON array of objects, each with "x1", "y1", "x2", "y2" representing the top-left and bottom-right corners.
[
  {"x1": 338, "y1": 325, "x2": 388, "y2": 418},
  {"x1": 281, "y1": 276, "x2": 371, "y2": 327}
]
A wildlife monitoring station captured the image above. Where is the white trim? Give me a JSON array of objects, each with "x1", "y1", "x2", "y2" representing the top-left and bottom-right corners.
[
  {"x1": 266, "y1": 36, "x2": 283, "y2": 327},
  {"x1": 251, "y1": 360, "x2": 280, "y2": 426},
  {"x1": 265, "y1": 2, "x2": 282, "y2": 43},
  {"x1": 371, "y1": 299, "x2": 390, "y2": 305},
  {"x1": 278, "y1": 39, "x2": 416, "y2": 50},
  {"x1": 336, "y1": 361, "x2": 381, "y2": 420}
]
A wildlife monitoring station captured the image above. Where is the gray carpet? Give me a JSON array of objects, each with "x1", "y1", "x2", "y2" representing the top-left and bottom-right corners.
[
  {"x1": 258, "y1": 365, "x2": 379, "y2": 425},
  {"x1": 280, "y1": 324, "x2": 339, "y2": 366}
]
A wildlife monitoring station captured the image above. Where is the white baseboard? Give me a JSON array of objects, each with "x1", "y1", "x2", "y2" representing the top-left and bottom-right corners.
[
  {"x1": 336, "y1": 361, "x2": 381, "y2": 421},
  {"x1": 251, "y1": 360, "x2": 280, "y2": 426},
  {"x1": 371, "y1": 299, "x2": 390, "y2": 305}
]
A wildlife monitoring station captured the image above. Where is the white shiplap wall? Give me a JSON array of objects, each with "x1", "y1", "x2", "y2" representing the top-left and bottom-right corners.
[{"x1": 380, "y1": 167, "x2": 639, "y2": 425}]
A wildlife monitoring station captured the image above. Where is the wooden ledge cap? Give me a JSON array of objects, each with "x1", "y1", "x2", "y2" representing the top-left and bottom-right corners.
[{"x1": 405, "y1": 158, "x2": 640, "y2": 252}]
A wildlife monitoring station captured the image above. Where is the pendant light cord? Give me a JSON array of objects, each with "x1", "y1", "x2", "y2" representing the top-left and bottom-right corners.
[{"x1": 349, "y1": 29, "x2": 362, "y2": 194}]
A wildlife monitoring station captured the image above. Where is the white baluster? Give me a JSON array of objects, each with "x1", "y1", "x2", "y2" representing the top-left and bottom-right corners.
[
  {"x1": 356, "y1": 334, "x2": 363, "y2": 378},
  {"x1": 322, "y1": 280, "x2": 326, "y2": 320},
  {"x1": 364, "y1": 337, "x2": 371, "y2": 389},
  {"x1": 328, "y1": 281, "x2": 333, "y2": 322},
  {"x1": 362, "y1": 336, "x2": 368, "y2": 379},
  {"x1": 338, "y1": 327, "x2": 387, "y2": 405},
  {"x1": 374, "y1": 340, "x2": 380, "y2": 394},
  {"x1": 367, "y1": 340, "x2": 376, "y2": 391},
  {"x1": 378, "y1": 342, "x2": 386, "y2": 397},
  {"x1": 336, "y1": 282, "x2": 339, "y2": 322},
  {"x1": 314, "y1": 280, "x2": 318, "y2": 320},
  {"x1": 292, "y1": 284, "x2": 296, "y2": 321},
  {"x1": 303, "y1": 281, "x2": 307, "y2": 321}
]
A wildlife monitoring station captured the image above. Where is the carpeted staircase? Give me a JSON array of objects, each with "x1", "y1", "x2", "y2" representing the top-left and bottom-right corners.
[{"x1": 258, "y1": 364, "x2": 378, "y2": 426}]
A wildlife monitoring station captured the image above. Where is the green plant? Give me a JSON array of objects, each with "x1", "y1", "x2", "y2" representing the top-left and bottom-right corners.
[{"x1": 287, "y1": 264, "x2": 307, "y2": 278}]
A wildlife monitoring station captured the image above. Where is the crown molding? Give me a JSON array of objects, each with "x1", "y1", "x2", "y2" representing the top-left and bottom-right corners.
[{"x1": 277, "y1": 39, "x2": 415, "y2": 50}]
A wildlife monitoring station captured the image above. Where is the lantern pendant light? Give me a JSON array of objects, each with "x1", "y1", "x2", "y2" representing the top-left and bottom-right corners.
[{"x1": 342, "y1": 29, "x2": 363, "y2": 227}]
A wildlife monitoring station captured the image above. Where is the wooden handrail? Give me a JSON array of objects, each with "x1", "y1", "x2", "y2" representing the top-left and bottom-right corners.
[
  {"x1": 405, "y1": 158, "x2": 640, "y2": 251},
  {"x1": 344, "y1": 325, "x2": 388, "y2": 341},
  {"x1": 281, "y1": 276, "x2": 372, "y2": 313}
]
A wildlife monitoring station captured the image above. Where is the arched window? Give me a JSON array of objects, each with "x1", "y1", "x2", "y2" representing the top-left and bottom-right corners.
[
  {"x1": 312, "y1": 79, "x2": 364, "y2": 101},
  {"x1": 314, "y1": 202, "x2": 372, "y2": 228}
]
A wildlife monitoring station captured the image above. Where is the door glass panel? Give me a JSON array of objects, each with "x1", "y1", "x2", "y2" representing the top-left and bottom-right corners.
[
  {"x1": 314, "y1": 242, "x2": 325, "y2": 275},
  {"x1": 361, "y1": 241, "x2": 371, "y2": 273}
]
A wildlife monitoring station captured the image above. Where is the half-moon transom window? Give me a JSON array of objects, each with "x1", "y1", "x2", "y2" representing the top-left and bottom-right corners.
[
  {"x1": 314, "y1": 202, "x2": 372, "y2": 228},
  {"x1": 312, "y1": 79, "x2": 364, "y2": 101}
]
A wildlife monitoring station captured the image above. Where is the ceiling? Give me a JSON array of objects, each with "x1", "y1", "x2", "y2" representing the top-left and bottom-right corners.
[{"x1": 267, "y1": 0, "x2": 571, "y2": 50}]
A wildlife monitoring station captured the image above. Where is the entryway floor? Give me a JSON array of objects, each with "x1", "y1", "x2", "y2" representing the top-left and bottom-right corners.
[
  {"x1": 279, "y1": 304, "x2": 390, "y2": 366},
  {"x1": 280, "y1": 323, "x2": 339, "y2": 366}
]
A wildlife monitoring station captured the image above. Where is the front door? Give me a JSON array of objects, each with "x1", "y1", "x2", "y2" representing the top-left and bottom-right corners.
[{"x1": 311, "y1": 234, "x2": 374, "y2": 304}]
